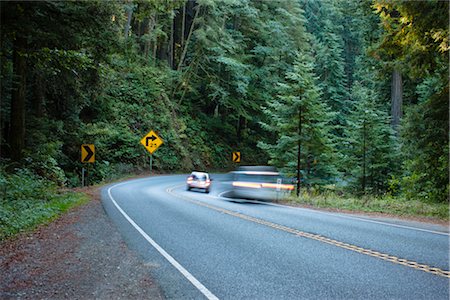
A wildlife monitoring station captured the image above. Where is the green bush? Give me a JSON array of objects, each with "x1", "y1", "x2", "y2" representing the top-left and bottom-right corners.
[
  {"x1": 287, "y1": 190, "x2": 449, "y2": 220},
  {"x1": 0, "y1": 168, "x2": 88, "y2": 240},
  {"x1": 0, "y1": 168, "x2": 56, "y2": 202}
]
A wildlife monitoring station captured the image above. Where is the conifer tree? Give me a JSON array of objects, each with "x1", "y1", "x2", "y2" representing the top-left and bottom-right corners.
[
  {"x1": 342, "y1": 81, "x2": 398, "y2": 194},
  {"x1": 374, "y1": 0, "x2": 449, "y2": 202},
  {"x1": 258, "y1": 52, "x2": 336, "y2": 190},
  {"x1": 302, "y1": 0, "x2": 349, "y2": 126}
]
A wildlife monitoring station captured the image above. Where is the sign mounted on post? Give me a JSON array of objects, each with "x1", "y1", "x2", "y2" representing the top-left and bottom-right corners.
[
  {"x1": 232, "y1": 151, "x2": 241, "y2": 163},
  {"x1": 141, "y1": 130, "x2": 163, "y2": 174},
  {"x1": 81, "y1": 144, "x2": 95, "y2": 163},
  {"x1": 81, "y1": 144, "x2": 94, "y2": 187},
  {"x1": 140, "y1": 130, "x2": 163, "y2": 154}
]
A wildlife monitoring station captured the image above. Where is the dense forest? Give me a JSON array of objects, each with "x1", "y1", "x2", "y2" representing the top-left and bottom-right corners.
[{"x1": 0, "y1": 0, "x2": 448, "y2": 203}]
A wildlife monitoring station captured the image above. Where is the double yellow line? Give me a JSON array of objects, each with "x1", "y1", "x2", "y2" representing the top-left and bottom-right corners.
[{"x1": 167, "y1": 186, "x2": 450, "y2": 279}]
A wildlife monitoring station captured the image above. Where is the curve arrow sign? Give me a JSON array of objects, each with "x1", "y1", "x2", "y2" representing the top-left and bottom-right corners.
[
  {"x1": 140, "y1": 130, "x2": 163, "y2": 154},
  {"x1": 233, "y1": 151, "x2": 241, "y2": 163},
  {"x1": 81, "y1": 144, "x2": 95, "y2": 163}
]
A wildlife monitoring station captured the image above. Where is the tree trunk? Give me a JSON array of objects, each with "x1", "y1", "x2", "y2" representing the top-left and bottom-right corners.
[
  {"x1": 168, "y1": 13, "x2": 174, "y2": 69},
  {"x1": 362, "y1": 117, "x2": 366, "y2": 193},
  {"x1": 296, "y1": 108, "x2": 302, "y2": 197},
  {"x1": 390, "y1": 68, "x2": 403, "y2": 133},
  {"x1": 236, "y1": 116, "x2": 246, "y2": 143},
  {"x1": 124, "y1": 5, "x2": 133, "y2": 39},
  {"x1": 153, "y1": 15, "x2": 158, "y2": 64},
  {"x1": 214, "y1": 103, "x2": 219, "y2": 117},
  {"x1": 236, "y1": 116, "x2": 241, "y2": 143},
  {"x1": 157, "y1": 39, "x2": 168, "y2": 62},
  {"x1": 33, "y1": 73, "x2": 45, "y2": 117},
  {"x1": 10, "y1": 37, "x2": 27, "y2": 162},
  {"x1": 139, "y1": 18, "x2": 149, "y2": 54},
  {"x1": 181, "y1": 3, "x2": 186, "y2": 48},
  {"x1": 145, "y1": 16, "x2": 156, "y2": 62},
  {"x1": 177, "y1": 4, "x2": 200, "y2": 71}
]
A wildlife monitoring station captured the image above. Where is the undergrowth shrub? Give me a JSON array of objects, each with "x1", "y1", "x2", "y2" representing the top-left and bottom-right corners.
[{"x1": 0, "y1": 168, "x2": 87, "y2": 240}]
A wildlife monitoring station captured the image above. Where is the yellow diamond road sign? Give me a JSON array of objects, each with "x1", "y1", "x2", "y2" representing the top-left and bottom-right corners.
[
  {"x1": 232, "y1": 151, "x2": 241, "y2": 163},
  {"x1": 81, "y1": 144, "x2": 95, "y2": 163},
  {"x1": 141, "y1": 130, "x2": 163, "y2": 154}
]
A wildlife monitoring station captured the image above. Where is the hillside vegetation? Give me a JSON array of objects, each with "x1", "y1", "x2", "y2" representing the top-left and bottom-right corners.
[{"x1": 0, "y1": 0, "x2": 448, "y2": 237}]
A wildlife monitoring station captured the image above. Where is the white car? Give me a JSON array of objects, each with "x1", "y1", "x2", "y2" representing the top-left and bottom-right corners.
[
  {"x1": 229, "y1": 166, "x2": 294, "y2": 201},
  {"x1": 186, "y1": 171, "x2": 211, "y2": 193}
]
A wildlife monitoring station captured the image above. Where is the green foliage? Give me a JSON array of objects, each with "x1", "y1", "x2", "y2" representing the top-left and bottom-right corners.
[
  {"x1": 288, "y1": 190, "x2": 448, "y2": 221},
  {"x1": 23, "y1": 118, "x2": 68, "y2": 185},
  {"x1": 400, "y1": 73, "x2": 449, "y2": 202},
  {"x1": 0, "y1": 169, "x2": 56, "y2": 202},
  {"x1": 373, "y1": 0, "x2": 449, "y2": 202},
  {"x1": 0, "y1": 169, "x2": 88, "y2": 240},
  {"x1": 374, "y1": 0, "x2": 449, "y2": 74},
  {"x1": 342, "y1": 81, "x2": 398, "y2": 194},
  {"x1": 0, "y1": 0, "x2": 447, "y2": 234},
  {"x1": 258, "y1": 51, "x2": 337, "y2": 184},
  {"x1": 303, "y1": 0, "x2": 349, "y2": 113}
]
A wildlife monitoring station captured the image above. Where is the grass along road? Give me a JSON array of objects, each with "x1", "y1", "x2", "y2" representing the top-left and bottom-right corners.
[{"x1": 284, "y1": 192, "x2": 448, "y2": 224}]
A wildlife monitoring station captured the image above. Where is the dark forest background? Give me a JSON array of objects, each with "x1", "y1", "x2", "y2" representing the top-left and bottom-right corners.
[{"x1": 1, "y1": 0, "x2": 448, "y2": 203}]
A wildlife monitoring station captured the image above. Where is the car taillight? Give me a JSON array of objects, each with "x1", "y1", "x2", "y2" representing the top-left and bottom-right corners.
[
  {"x1": 283, "y1": 184, "x2": 295, "y2": 191},
  {"x1": 261, "y1": 183, "x2": 295, "y2": 190},
  {"x1": 261, "y1": 183, "x2": 278, "y2": 189},
  {"x1": 232, "y1": 181, "x2": 262, "y2": 189}
]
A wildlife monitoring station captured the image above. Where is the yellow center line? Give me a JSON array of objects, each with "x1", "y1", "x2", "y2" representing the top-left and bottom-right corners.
[{"x1": 166, "y1": 186, "x2": 450, "y2": 279}]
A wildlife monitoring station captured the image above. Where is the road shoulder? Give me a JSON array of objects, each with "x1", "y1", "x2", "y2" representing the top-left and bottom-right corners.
[
  {"x1": 0, "y1": 185, "x2": 164, "y2": 299},
  {"x1": 276, "y1": 201, "x2": 449, "y2": 233}
]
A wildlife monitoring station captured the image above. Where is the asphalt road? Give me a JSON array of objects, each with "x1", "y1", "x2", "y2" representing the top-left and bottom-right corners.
[{"x1": 102, "y1": 174, "x2": 449, "y2": 299}]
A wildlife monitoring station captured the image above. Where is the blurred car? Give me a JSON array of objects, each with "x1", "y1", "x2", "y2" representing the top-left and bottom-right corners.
[
  {"x1": 229, "y1": 166, "x2": 294, "y2": 201},
  {"x1": 186, "y1": 171, "x2": 211, "y2": 193}
]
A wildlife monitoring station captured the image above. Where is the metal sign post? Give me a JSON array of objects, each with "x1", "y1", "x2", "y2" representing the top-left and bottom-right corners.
[
  {"x1": 82, "y1": 168, "x2": 85, "y2": 187},
  {"x1": 140, "y1": 130, "x2": 163, "y2": 174},
  {"x1": 81, "y1": 144, "x2": 95, "y2": 187},
  {"x1": 150, "y1": 154, "x2": 153, "y2": 174}
]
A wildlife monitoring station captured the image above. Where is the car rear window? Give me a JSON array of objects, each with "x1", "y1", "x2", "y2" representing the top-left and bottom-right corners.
[{"x1": 192, "y1": 172, "x2": 208, "y2": 180}]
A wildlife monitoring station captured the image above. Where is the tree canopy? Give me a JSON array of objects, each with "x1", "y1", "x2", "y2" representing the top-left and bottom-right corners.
[{"x1": 1, "y1": 0, "x2": 448, "y2": 202}]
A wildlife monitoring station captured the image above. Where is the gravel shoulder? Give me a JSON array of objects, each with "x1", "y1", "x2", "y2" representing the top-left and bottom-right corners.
[{"x1": 0, "y1": 185, "x2": 164, "y2": 299}]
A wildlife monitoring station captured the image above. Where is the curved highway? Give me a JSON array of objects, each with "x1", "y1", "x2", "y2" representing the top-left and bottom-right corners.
[{"x1": 101, "y1": 175, "x2": 449, "y2": 299}]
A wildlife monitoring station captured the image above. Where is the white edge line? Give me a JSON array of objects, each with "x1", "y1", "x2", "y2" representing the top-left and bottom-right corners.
[
  {"x1": 215, "y1": 190, "x2": 449, "y2": 236},
  {"x1": 107, "y1": 183, "x2": 219, "y2": 300}
]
